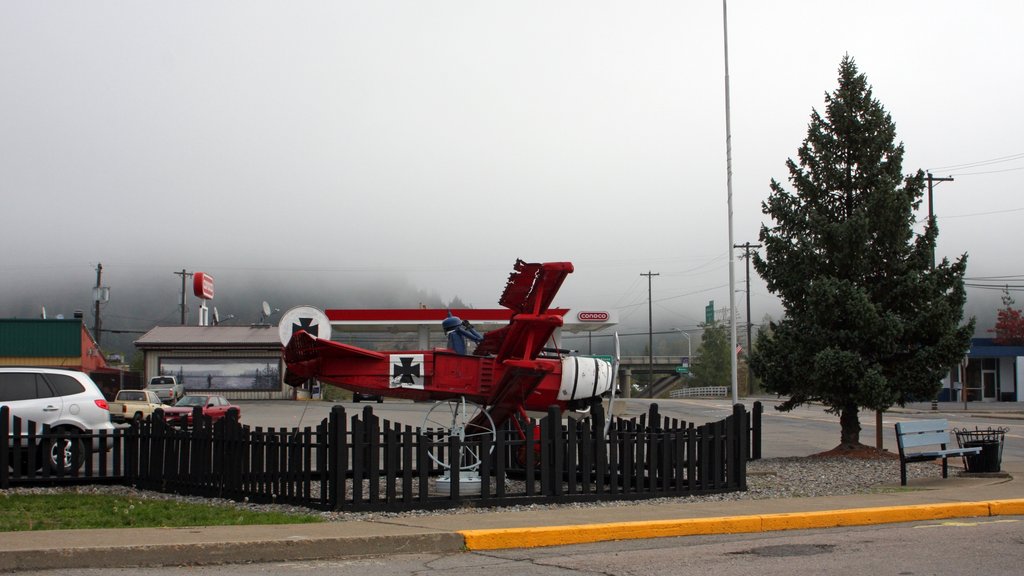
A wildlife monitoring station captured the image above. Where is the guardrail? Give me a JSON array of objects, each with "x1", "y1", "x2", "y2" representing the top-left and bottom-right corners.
[{"x1": 669, "y1": 386, "x2": 729, "y2": 398}]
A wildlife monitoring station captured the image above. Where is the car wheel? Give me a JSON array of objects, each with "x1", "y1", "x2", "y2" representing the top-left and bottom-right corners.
[
  {"x1": 47, "y1": 429, "x2": 85, "y2": 473},
  {"x1": 353, "y1": 396, "x2": 361, "y2": 403},
  {"x1": 376, "y1": 397, "x2": 384, "y2": 404}
]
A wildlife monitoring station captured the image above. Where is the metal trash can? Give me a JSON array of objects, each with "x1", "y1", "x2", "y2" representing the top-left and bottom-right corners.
[{"x1": 955, "y1": 427, "x2": 1007, "y2": 473}]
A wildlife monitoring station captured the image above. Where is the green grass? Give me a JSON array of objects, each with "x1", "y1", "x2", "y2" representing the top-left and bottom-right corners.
[{"x1": 0, "y1": 493, "x2": 323, "y2": 531}]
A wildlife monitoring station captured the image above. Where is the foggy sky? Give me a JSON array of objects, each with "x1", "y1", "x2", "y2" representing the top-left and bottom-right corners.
[{"x1": 2, "y1": 1, "x2": 1021, "y2": 349}]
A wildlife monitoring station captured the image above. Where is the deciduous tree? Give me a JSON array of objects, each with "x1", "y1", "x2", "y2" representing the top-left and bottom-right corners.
[
  {"x1": 690, "y1": 321, "x2": 731, "y2": 388},
  {"x1": 991, "y1": 290, "x2": 1024, "y2": 345}
]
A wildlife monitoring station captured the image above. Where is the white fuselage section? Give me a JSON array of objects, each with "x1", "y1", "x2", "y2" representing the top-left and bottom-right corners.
[{"x1": 557, "y1": 356, "x2": 613, "y2": 401}]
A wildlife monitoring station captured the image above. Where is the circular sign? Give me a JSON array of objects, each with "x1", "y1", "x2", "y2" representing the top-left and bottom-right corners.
[{"x1": 278, "y1": 306, "x2": 332, "y2": 346}]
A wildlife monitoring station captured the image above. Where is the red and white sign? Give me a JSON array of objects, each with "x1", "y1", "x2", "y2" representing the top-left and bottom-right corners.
[
  {"x1": 193, "y1": 272, "x2": 215, "y2": 300},
  {"x1": 577, "y1": 311, "x2": 609, "y2": 322}
]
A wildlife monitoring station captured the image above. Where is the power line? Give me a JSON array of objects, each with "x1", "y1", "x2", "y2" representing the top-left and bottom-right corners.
[
  {"x1": 941, "y1": 206, "x2": 1024, "y2": 219},
  {"x1": 927, "y1": 152, "x2": 1024, "y2": 171},
  {"x1": 965, "y1": 283, "x2": 1024, "y2": 291},
  {"x1": 951, "y1": 166, "x2": 1024, "y2": 177},
  {"x1": 965, "y1": 274, "x2": 1024, "y2": 281}
]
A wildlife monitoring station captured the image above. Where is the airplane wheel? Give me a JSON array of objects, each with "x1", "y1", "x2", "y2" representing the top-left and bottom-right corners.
[{"x1": 420, "y1": 398, "x2": 496, "y2": 472}]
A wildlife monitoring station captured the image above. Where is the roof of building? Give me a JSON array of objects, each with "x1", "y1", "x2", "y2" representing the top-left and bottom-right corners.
[
  {"x1": 970, "y1": 338, "x2": 1024, "y2": 358},
  {"x1": 0, "y1": 319, "x2": 83, "y2": 357},
  {"x1": 135, "y1": 326, "x2": 283, "y2": 349}
]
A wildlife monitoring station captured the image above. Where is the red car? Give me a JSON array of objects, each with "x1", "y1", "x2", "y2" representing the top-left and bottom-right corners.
[{"x1": 161, "y1": 394, "x2": 239, "y2": 426}]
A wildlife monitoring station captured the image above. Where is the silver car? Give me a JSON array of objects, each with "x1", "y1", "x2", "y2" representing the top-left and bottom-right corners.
[{"x1": 0, "y1": 367, "x2": 116, "y2": 471}]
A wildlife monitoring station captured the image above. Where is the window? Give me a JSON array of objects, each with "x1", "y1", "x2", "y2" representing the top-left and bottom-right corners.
[
  {"x1": 44, "y1": 373, "x2": 86, "y2": 397},
  {"x1": 0, "y1": 373, "x2": 54, "y2": 402}
]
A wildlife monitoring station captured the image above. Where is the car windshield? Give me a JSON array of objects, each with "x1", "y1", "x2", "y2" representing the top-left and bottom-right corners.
[{"x1": 175, "y1": 396, "x2": 207, "y2": 407}]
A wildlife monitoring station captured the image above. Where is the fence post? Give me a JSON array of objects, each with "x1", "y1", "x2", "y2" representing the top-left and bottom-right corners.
[
  {"x1": 731, "y1": 403, "x2": 747, "y2": 490},
  {"x1": 1, "y1": 406, "x2": 9, "y2": 488},
  {"x1": 329, "y1": 405, "x2": 347, "y2": 510},
  {"x1": 752, "y1": 401, "x2": 763, "y2": 461},
  {"x1": 545, "y1": 406, "x2": 563, "y2": 498},
  {"x1": 364, "y1": 406, "x2": 380, "y2": 504}
]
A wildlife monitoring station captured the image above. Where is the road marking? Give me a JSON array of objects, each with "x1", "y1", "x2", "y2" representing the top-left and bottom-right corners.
[{"x1": 916, "y1": 519, "x2": 1019, "y2": 529}]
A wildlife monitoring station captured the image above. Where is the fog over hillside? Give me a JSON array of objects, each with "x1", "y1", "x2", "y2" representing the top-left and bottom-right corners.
[{"x1": 0, "y1": 261, "x2": 1004, "y2": 361}]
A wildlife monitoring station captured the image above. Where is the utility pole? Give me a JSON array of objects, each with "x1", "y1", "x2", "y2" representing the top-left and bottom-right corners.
[
  {"x1": 174, "y1": 269, "x2": 192, "y2": 325},
  {"x1": 926, "y1": 172, "x2": 954, "y2": 269},
  {"x1": 926, "y1": 172, "x2": 954, "y2": 412},
  {"x1": 734, "y1": 242, "x2": 761, "y2": 393},
  {"x1": 641, "y1": 271, "x2": 660, "y2": 397},
  {"x1": 93, "y1": 263, "x2": 103, "y2": 344}
]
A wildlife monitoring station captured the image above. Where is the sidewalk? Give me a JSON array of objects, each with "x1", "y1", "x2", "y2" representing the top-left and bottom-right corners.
[
  {"x1": 1, "y1": 464, "x2": 1021, "y2": 571},
  {"x1": 898, "y1": 402, "x2": 1024, "y2": 420}
]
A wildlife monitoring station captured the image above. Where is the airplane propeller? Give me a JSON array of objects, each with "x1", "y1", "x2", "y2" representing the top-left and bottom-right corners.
[{"x1": 603, "y1": 332, "x2": 621, "y2": 437}]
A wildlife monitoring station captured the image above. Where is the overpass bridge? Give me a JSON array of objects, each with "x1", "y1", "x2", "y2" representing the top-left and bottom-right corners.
[{"x1": 616, "y1": 355, "x2": 690, "y2": 399}]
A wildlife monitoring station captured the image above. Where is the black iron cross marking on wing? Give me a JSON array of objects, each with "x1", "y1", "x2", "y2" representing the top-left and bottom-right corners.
[
  {"x1": 292, "y1": 317, "x2": 319, "y2": 337},
  {"x1": 392, "y1": 356, "x2": 421, "y2": 385}
]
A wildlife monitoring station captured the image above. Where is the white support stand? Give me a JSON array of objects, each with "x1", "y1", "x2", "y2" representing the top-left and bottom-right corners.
[
  {"x1": 198, "y1": 299, "x2": 209, "y2": 326},
  {"x1": 435, "y1": 471, "x2": 483, "y2": 496}
]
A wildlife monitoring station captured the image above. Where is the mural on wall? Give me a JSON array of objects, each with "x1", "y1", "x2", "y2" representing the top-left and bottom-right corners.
[{"x1": 158, "y1": 358, "x2": 281, "y2": 391}]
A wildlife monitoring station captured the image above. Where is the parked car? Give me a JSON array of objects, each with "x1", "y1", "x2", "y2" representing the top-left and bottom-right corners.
[
  {"x1": 0, "y1": 367, "x2": 116, "y2": 471},
  {"x1": 352, "y1": 391, "x2": 384, "y2": 403},
  {"x1": 107, "y1": 389, "x2": 165, "y2": 424},
  {"x1": 146, "y1": 375, "x2": 184, "y2": 404},
  {"x1": 161, "y1": 394, "x2": 239, "y2": 426}
]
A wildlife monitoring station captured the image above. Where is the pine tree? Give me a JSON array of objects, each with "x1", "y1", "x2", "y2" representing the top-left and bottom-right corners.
[{"x1": 750, "y1": 56, "x2": 974, "y2": 450}]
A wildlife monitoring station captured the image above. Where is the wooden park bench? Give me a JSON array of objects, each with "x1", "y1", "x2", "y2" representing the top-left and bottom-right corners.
[{"x1": 895, "y1": 419, "x2": 981, "y2": 486}]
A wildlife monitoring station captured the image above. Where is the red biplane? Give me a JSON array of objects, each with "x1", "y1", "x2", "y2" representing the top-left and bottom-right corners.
[{"x1": 282, "y1": 260, "x2": 614, "y2": 462}]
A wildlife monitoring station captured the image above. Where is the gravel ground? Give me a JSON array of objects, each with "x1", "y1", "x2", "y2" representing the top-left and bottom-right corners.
[{"x1": 2, "y1": 455, "x2": 954, "y2": 522}]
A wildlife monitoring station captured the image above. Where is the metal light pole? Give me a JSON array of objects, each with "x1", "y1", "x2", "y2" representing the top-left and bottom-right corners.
[
  {"x1": 722, "y1": 0, "x2": 739, "y2": 404},
  {"x1": 673, "y1": 328, "x2": 692, "y2": 374}
]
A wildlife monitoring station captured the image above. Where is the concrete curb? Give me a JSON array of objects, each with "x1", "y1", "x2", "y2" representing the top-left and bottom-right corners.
[
  {"x1": 0, "y1": 532, "x2": 466, "y2": 572},
  {"x1": 458, "y1": 499, "x2": 1024, "y2": 550}
]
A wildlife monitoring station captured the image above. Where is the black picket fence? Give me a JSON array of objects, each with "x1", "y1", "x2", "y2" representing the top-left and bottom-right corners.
[{"x1": 3, "y1": 402, "x2": 762, "y2": 512}]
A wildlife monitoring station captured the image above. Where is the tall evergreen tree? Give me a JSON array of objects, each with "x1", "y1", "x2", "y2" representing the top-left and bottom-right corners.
[{"x1": 750, "y1": 56, "x2": 974, "y2": 450}]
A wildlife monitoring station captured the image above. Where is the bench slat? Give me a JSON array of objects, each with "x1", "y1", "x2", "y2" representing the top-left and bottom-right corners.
[
  {"x1": 895, "y1": 419, "x2": 949, "y2": 434},
  {"x1": 898, "y1": 430, "x2": 952, "y2": 449}
]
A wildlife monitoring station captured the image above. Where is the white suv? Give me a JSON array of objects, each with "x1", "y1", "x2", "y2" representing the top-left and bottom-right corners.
[{"x1": 1, "y1": 367, "x2": 116, "y2": 472}]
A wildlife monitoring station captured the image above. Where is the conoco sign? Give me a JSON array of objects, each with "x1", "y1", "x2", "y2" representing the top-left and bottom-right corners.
[
  {"x1": 193, "y1": 272, "x2": 215, "y2": 300},
  {"x1": 577, "y1": 311, "x2": 609, "y2": 322}
]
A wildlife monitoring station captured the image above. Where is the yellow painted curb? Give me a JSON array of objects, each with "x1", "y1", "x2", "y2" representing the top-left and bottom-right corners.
[
  {"x1": 459, "y1": 501, "x2": 1011, "y2": 551},
  {"x1": 460, "y1": 516, "x2": 761, "y2": 550},
  {"x1": 760, "y1": 503, "x2": 990, "y2": 532},
  {"x1": 990, "y1": 499, "x2": 1024, "y2": 516}
]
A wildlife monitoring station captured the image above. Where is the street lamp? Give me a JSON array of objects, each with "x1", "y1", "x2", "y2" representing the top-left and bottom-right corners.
[{"x1": 672, "y1": 328, "x2": 692, "y2": 375}]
